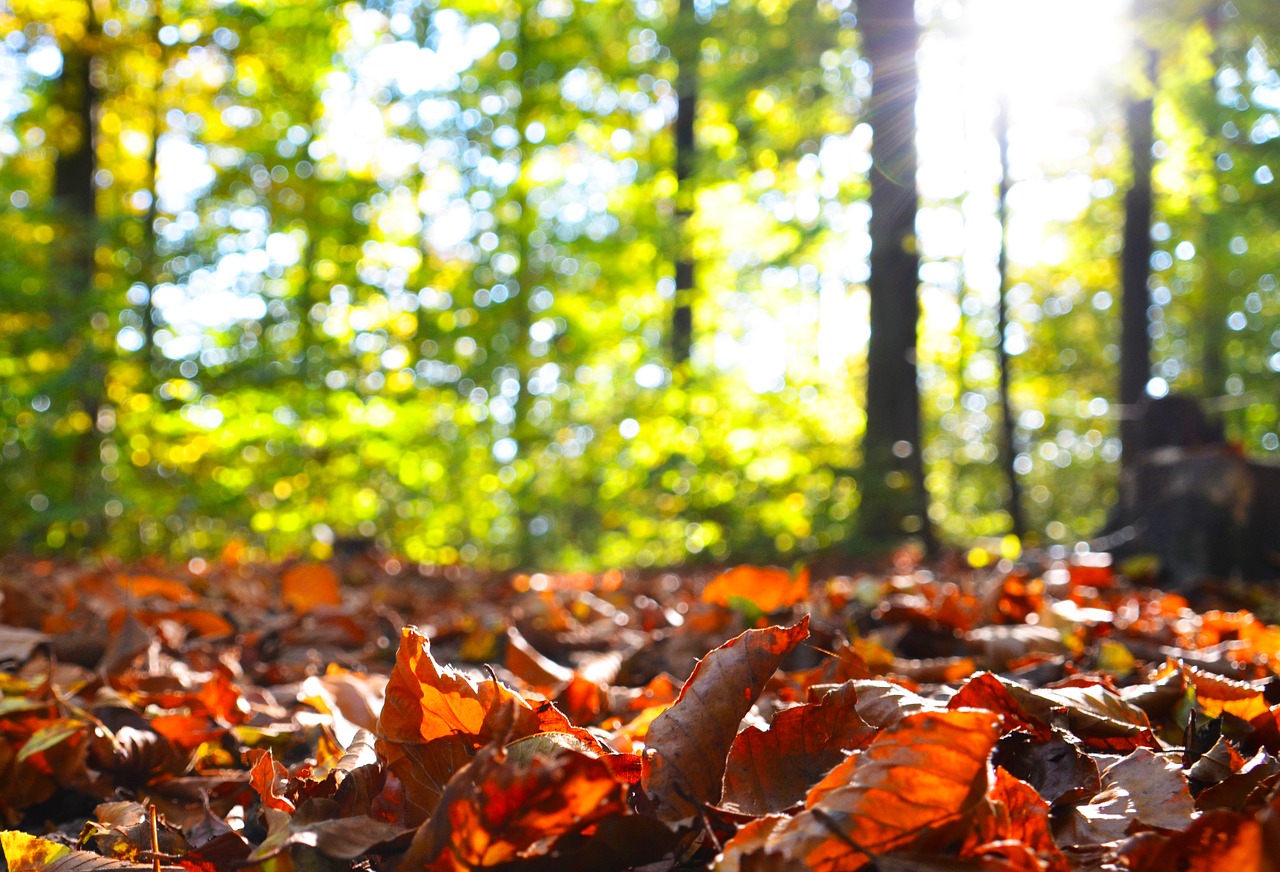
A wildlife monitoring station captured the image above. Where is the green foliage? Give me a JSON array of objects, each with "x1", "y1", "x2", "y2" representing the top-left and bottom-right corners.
[{"x1": 0, "y1": 0, "x2": 1277, "y2": 566}]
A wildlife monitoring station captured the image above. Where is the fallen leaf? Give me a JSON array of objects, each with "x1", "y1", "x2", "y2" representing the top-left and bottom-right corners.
[
  {"x1": 398, "y1": 743, "x2": 628, "y2": 870},
  {"x1": 281, "y1": 563, "x2": 342, "y2": 614},
  {"x1": 851, "y1": 679, "x2": 942, "y2": 729},
  {"x1": 963, "y1": 767, "x2": 1069, "y2": 871},
  {"x1": 949, "y1": 671, "x2": 1157, "y2": 751},
  {"x1": 990, "y1": 730, "x2": 1101, "y2": 807},
  {"x1": 1, "y1": 831, "x2": 71, "y2": 870},
  {"x1": 1119, "y1": 809, "x2": 1264, "y2": 871},
  {"x1": 701, "y1": 565, "x2": 810, "y2": 616},
  {"x1": 78, "y1": 801, "x2": 187, "y2": 864},
  {"x1": 0, "y1": 625, "x2": 50, "y2": 662},
  {"x1": 328, "y1": 728, "x2": 386, "y2": 812},
  {"x1": 118, "y1": 575, "x2": 196, "y2": 604},
  {"x1": 639, "y1": 616, "x2": 810, "y2": 822},
  {"x1": 249, "y1": 809, "x2": 406, "y2": 862},
  {"x1": 375, "y1": 627, "x2": 551, "y2": 824},
  {"x1": 247, "y1": 748, "x2": 295, "y2": 812},
  {"x1": 1055, "y1": 748, "x2": 1195, "y2": 847}
]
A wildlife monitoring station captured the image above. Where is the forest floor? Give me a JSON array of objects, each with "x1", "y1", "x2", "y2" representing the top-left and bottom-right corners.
[{"x1": 2, "y1": 548, "x2": 1280, "y2": 870}]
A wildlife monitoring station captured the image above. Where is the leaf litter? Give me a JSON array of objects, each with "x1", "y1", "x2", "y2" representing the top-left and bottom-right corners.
[{"x1": 2, "y1": 553, "x2": 1280, "y2": 869}]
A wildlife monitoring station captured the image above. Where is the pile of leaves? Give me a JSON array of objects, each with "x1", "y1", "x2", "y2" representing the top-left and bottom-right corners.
[{"x1": 4, "y1": 551, "x2": 1280, "y2": 870}]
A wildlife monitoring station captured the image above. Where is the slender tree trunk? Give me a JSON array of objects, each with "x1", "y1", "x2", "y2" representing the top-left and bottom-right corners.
[
  {"x1": 859, "y1": 0, "x2": 932, "y2": 548},
  {"x1": 671, "y1": 0, "x2": 697, "y2": 364},
  {"x1": 511, "y1": 3, "x2": 538, "y2": 567},
  {"x1": 994, "y1": 95, "x2": 1026, "y2": 538},
  {"x1": 1199, "y1": 5, "x2": 1228, "y2": 405},
  {"x1": 52, "y1": 3, "x2": 104, "y2": 538},
  {"x1": 142, "y1": 9, "x2": 166, "y2": 357},
  {"x1": 1120, "y1": 50, "x2": 1157, "y2": 469}
]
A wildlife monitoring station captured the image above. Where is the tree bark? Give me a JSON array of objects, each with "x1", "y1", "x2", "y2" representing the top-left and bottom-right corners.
[{"x1": 859, "y1": 0, "x2": 932, "y2": 548}]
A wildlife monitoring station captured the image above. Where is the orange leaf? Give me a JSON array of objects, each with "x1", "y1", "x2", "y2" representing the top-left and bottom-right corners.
[
  {"x1": 720, "y1": 709, "x2": 1003, "y2": 872},
  {"x1": 194, "y1": 671, "x2": 247, "y2": 726},
  {"x1": 701, "y1": 565, "x2": 809, "y2": 614},
  {"x1": 281, "y1": 562, "x2": 341, "y2": 614},
  {"x1": 247, "y1": 748, "x2": 295, "y2": 813},
  {"x1": 722, "y1": 681, "x2": 877, "y2": 814},
  {"x1": 378, "y1": 628, "x2": 543, "y2": 746},
  {"x1": 1120, "y1": 809, "x2": 1264, "y2": 871},
  {"x1": 949, "y1": 671, "x2": 1157, "y2": 752},
  {"x1": 1180, "y1": 663, "x2": 1271, "y2": 722},
  {"x1": 639, "y1": 616, "x2": 809, "y2": 822},
  {"x1": 117, "y1": 574, "x2": 196, "y2": 604},
  {"x1": 964, "y1": 767, "x2": 1069, "y2": 871},
  {"x1": 149, "y1": 713, "x2": 226, "y2": 754},
  {"x1": 375, "y1": 627, "x2": 551, "y2": 824}
]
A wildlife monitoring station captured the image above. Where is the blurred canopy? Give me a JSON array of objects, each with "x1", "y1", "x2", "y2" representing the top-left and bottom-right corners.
[{"x1": 0, "y1": 0, "x2": 1278, "y2": 568}]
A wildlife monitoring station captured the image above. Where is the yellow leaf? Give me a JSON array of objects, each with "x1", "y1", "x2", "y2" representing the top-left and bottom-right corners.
[{"x1": 1, "y1": 831, "x2": 71, "y2": 871}]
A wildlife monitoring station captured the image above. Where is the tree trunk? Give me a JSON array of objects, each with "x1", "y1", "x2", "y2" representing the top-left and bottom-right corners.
[
  {"x1": 671, "y1": 0, "x2": 697, "y2": 364},
  {"x1": 1120, "y1": 51, "x2": 1157, "y2": 470},
  {"x1": 858, "y1": 0, "x2": 932, "y2": 548},
  {"x1": 52, "y1": 5, "x2": 104, "y2": 538},
  {"x1": 1199, "y1": 4, "x2": 1228, "y2": 405},
  {"x1": 994, "y1": 95, "x2": 1026, "y2": 538}
]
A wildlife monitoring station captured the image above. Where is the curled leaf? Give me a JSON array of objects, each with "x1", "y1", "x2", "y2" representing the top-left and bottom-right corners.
[
  {"x1": 639, "y1": 616, "x2": 810, "y2": 822},
  {"x1": 722, "y1": 681, "x2": 876, "y2": 814},
  {"x1": 375, "y1": 627, "x2": 553, "y2": 824}
]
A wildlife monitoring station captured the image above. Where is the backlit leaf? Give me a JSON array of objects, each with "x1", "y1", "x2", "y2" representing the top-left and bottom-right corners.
[
  {"x1": 375, "y1": 627, "x2": 551, "y2": 824},
  {"x1": 701, "y1": 565, "x2": 810, "y2": 615},
  {"x1": 399, "y1": 743, "x2": 627, "y2": 870},
  {"x1": 720, "y1": 709, "x2": 1003, "y2": 872},
  {"x1": 247, "y1": 748, "x2": 295, "y2": 812}
]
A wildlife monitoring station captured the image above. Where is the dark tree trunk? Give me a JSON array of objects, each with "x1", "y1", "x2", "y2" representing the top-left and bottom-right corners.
[
  {"x1": 511, "y1": 3, "x2": 539, "y2": 567},
  {"x1": 994, "y1": 95, "x2": 1026, "y2": 538},
  {"x1": 671, "y1": 0, "x2": 696, "y2": 364},
  {"x1": 858, "y1": 0, "x2": 932, "y2": 548},
  {"x1": 52, "y1": 9, "x2": 104, "y2": 530},
  {"x1": 141, "y1": 10, "x2": 166, "y2": 357},
  {"x1": 1199, "y1": 5, "x2": 1227, "y2": 403},
  {"x1": 1120, "y1": 51, "x2": 1157, "y2": 469}
]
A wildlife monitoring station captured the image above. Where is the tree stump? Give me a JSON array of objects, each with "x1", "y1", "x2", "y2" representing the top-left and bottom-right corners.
[{"x1": 1107, "y1": 396, "x2": 1280, "y2": 585}]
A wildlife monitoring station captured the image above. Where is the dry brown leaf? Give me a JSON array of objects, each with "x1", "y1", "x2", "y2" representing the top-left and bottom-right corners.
[
  {"x1": 722, "y1": 681, "x2": 876, "y2": 814},
  {"x1": 639, "y1": 616, "x2": 810, "y2": 822},
  {"x1": 1055, "y1": 748, "x2": 1195, "y2": 847},
  {"x1": 375, "y1": 627, "x2": 553, "y2": 824}
]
